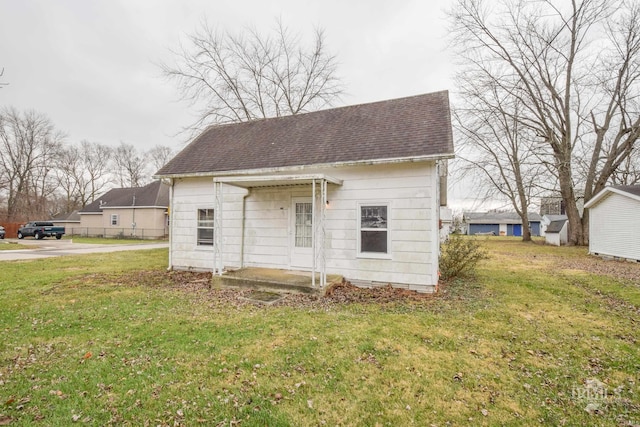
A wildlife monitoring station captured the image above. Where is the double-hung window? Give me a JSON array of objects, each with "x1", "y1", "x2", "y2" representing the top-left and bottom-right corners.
[
  {"x1": 359, "y1": 204, "x2": 389, "y2": 255},
  {"x1": 197, "y1": 208, "x2": 214, "y2": 246},
  {"x1": 110, "y1": 214, "x2": 119, "y2": 226}
]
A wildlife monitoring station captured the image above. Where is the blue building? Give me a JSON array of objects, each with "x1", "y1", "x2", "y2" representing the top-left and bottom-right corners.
[{"x1": 463, "y1": 211, "x2": 542, "y2": 237}]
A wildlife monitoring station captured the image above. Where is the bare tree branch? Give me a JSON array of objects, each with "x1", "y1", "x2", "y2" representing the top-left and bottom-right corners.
[
  {"x1": 0, "y1": 67, "x2": 8, "y2": 88},
  {"x1": 54, "y1": 140, "x2": 113, "y2": 212},
  {"x1": 112, "y1": 142, "x2": 148, "y2": 188},
  {"x1": 0, "y1": 107, "x2": 64, "y2": 221},
  {"x1": 160, "y1": 18, "x2": 343, "y2": 133},
  {"x1": 147, "y1": 144, "x2": 174, "y2": 173},
  {"x1": 449, "y1": 0, "x2": 640, "y2": 245}
]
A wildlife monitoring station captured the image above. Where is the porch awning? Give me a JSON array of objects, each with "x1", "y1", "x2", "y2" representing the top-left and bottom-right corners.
[{"x1": 213, "y1": 173, "x2": 343, "y2": 188}]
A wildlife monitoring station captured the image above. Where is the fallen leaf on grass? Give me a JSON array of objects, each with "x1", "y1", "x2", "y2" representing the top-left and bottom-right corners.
[
  {"x1": 0, "y1": 416, "x2": 12, "y2": 425},
  {"x1": 83, "y1": 352, "x2": 92, "y2": 360}
]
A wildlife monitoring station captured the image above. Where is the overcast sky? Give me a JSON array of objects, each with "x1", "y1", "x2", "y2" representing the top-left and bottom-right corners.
[{"x1": 1, "y1": 0, "x2": 485, "y2": 209}]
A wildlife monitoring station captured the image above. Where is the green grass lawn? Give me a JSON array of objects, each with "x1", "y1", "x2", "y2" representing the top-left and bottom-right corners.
[
  {"x1": 1, "y1": 241, "x2": 639, "y2": 426},
  {"x1": 0, "y1": 242, "x2": 31, "y2": 251}
]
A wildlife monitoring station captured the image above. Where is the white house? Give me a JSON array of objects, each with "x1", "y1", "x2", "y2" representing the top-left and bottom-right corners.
[
  {"x1": 584, "y1": 185, "x2": 640, "y2": 261},
  {"x1": 155, "y1": 91, "x2": 454, "y2": 293}
]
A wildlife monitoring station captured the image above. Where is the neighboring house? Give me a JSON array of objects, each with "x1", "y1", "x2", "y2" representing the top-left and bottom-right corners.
[
  {"x1": 155, "y1": 91, "x2": 455, "y2": 293},
  {"x1": 539, "y1": 196, "x2": 565, "y2": 216},
  {"x1": 584, "y1": 185, "x2": 640, "y2": 261},
  {"x1": 544, "y1": 217, "x2": 568, "y2": 246},
  {"x1": 51, "y1": 210, "x2": 81, "y2": 234},
  {"x1": 463, "y1": 211, "x2": 542, "y2": 236},
  {"x1": 78, "y1": 180, "x2": 170, "y2": 239},
  {"x1": 539, "y1": 194, "x2": 585, "y2": 217}
]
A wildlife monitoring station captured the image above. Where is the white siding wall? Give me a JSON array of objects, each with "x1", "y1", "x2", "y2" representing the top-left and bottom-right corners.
[
  {"x1": 545, "y1": 233, "x2": 561, "y2": 247},
  {"x1": 242, "y1": 187, "x2": 301, "y2": 268},
  {"x1": 319, "y1": 162, "x2": 438, "y2": 292},
  {"x1": 169, "y1": 161, "x2": 440, "y2": 291},
  {"x1": 170, "y1": 177, "x2": 246, "y2": 271},
  {"x1": 589, "y1": 193, "x2": 640, "y2": 261}
]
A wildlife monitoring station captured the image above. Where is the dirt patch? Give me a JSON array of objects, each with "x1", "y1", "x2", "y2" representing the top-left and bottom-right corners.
[
  {"x1": 554, "y1": 257, "x2": 640, "y2": 286},
  {"x1": 107, "y1": 270, "x2": 450, "y2": 310}
]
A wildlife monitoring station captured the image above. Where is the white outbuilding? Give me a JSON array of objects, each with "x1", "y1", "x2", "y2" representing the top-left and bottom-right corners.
[{"x1": 584, "y1": 185, "x2": 640, "y2": 261}]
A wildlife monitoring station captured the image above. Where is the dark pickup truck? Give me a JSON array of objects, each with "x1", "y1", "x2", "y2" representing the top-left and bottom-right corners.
[{"x1": 17, "y1": 222, "x2": 65, "y2": 240}]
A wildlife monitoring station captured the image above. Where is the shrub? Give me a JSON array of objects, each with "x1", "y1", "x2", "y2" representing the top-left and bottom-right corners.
[{"x1": 439, "y1": 235, "x2": 489, "y2": 280}]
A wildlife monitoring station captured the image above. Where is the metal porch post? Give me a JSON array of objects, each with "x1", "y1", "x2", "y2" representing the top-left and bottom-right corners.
[
  {"x1": 214, "y1": 180, "x2": 224, "y2": 276},
  {"x1": 320, "y1": 178, "x2": 327, "y2": 287},
  {"x1": 312, "y1": 178, "x2": 316, "y2": 288}
]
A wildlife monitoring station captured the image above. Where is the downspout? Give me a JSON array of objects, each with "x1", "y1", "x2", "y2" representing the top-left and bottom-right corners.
[
  {"x1": 166, "y1": 178, "x2": 174, "y2": 271},
  {"x1": 434, "y1": 162, "x2": 442, "y2": 291},
  {"x1": 239, "y1": 188, "x2": 250, "y2": 268},
  {"x1": 132, "y1": 195, "x2": 136, "y2": 237}
]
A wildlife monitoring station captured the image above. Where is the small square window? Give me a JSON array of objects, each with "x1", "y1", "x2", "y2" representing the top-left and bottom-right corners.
[{"x1": 197, "y1": 208, "x2": 214, "y2": 246}]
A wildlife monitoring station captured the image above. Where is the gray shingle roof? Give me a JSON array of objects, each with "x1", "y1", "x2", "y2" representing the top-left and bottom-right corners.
[
  {"x1": 51, "y1": 211, "x2": 81, "y2": 222},
  {"x1": 155, "y1": 91, "x2": 454, "y2": 177},
  {"x1": 612, "y1": 185, "x2": 640, "y2": 197},
  {"x1": 80, "y1": 181, "x2": 169, "y2": 213},
  {"x1": 546, "y1": 219, "x2": 567, "y2": 233}
]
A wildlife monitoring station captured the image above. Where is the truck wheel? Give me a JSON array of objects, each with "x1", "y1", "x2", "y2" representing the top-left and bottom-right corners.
[
  {"x1": 35, "y1": 232, "x2": 42, "y2": 240},
  {"x1": 17, "y1": 232, "x2": 23, "y2": 239},
  {"x1": 56, "y1": 234, "x2": 62, "y2": 240}
]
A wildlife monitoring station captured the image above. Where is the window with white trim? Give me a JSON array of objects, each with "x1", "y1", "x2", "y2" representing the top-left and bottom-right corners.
[
  {"x1": 197, "y1": 208, "x2": 214, "y2": 246},
  {"x1": 359, "y1": 204, "x2": 388, "y2": 254},
  {"x1": 110, "y1": 214, "x2": 119, "y2": 226}
]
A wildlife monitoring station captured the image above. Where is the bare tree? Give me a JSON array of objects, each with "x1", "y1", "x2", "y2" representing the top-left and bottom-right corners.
[
  {"x1": 112, "y1": 142, "x2": 147, "y2": 188},
  {"x1": 455, "y1": 82, "x2": 547, "y2": 241},
  {"x1": 0, "y1": 107, "x2": 64, "y2": 221},
  {"x1": 449, "y1": 0, "x2": 640, "y2": 245},
  {"x1": 611, "y1": 144, "x2": 640, "y2": 185},
  {"x1": 0, "y1": 67, "x2": 7, "y2": 89},
  {"x1": 54, "y1": 140, "x2": 113, "y2": 212},
  {"x1": 161, "y1": 18, "x2": 343, "y2": 131},
  {"x1": 53, "y1": 143, "x2": 82, "y2": 214},
  {"x1": 147, "y1": 144, "x2": 174, "y2": 173}
]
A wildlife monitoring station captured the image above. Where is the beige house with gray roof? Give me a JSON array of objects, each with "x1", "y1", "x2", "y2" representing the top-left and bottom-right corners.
[
  {"x1": 77, "y1": 181, "x2": 169, "y2": 239},
  {"x1": 155, "y1": 91, "x2": 454, "y2": 293}
]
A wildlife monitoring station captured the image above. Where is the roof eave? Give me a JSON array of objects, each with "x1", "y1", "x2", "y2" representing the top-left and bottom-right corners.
[
  {"x1": 154, "y1": 153, "x2": 455, "y2": 180},
  {"x1": 585, "y1": 186, "x2": 640, "y2": 208},
  {"x1": 99, "y1": 205, "x2": 168, "y2": 209}
]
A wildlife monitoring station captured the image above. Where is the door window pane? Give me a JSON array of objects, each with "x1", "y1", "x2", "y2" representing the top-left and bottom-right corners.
[{"x1": 295, "y1": 202, "x2": 312, "y2": 248}]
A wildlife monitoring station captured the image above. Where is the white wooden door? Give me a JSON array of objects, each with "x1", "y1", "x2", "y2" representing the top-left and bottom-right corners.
[{"x1": 290, "y1": 197, "x2": 313, "y2": 269}]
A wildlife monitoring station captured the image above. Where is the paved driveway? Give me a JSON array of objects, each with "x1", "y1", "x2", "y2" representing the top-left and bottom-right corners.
[{"x1": 0, "y1": 239, "x2": 168, "y2": 261}]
